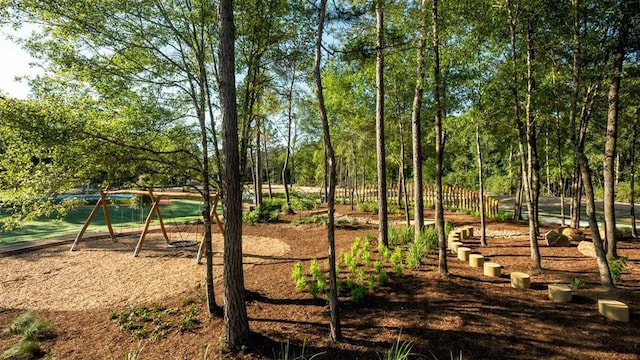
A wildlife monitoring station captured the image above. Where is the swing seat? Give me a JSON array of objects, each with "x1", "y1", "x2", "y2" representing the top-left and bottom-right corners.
[{"x1": 167, "y1": 240, "x2": 199, "y2": 248}]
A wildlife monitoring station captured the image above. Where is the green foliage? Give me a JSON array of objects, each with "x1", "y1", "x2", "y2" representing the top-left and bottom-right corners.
[
  {"x1": 243, "y1": 204, "x2": 280, "y2": 224},
  {"x1": 570, "y1": 278, "x2": 582, "y2": 290},
  {"x1": 388, "y1": 227, "x2": 399, "y2": 246},
  {"x1": 1, "y1": 339, "x2": 42, "y2": 360},
  {"x1": 358, "y1": 201, "x2": 378, "y2": 213},
  {"x1": 291, "y1": 215, "x2": 327, "y2": 226},
  {"x1": 365, "y1": 230, "x2": 375, "y2": 244},
  {"x1": 110, "y1": 303, "x2": 180, "y2": 340},
  {"x1": 179, "y1": 305, "x2": 200, "y2": 332},
  {"x1": 290, "y1": 192, "x2": 320, "y2": 211},
  {"x1": 608, "y1": 257, "x2": 628, "y2": 284},
  {"x1": 272, "y1": 340, "x2": 325, "y2": 360},
  {"x1": 390, "y1": 247, "x2": 404, "y2": 276},
  {"x1": 291, "y1": 262, "x2": 307, "y2": 292},
  {"x1": 350, "y1": 284, "x2": 366, "y2": 304},
  {"x1": 2, "y1": 312, "x2": 52, "y2": 360},
  {"x1": 8, "y1": 313, "x2": 52, "y2": 341},
  {"x1": 378, "y1": 333, "x2": 414, "y2": 360},
  {"x1": 400, "y1": 226, "x2": 413, "y2": 244}
]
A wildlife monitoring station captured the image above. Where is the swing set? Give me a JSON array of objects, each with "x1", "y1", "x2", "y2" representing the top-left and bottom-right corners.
[{"x1": 70, "y1": 189, "x2": 224, "y2": 264}]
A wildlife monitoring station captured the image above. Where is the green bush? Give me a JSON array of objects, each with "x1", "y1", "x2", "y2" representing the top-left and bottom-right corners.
[
  {"x1": 243, "y1": 204, "x2": 280, "y2": 224},
  {"x1": 9, "y1": 312, "x2": 52, "y2": 341},
  {"x1": 608, "y1": 256, "x2": 628, "y2": 284},
  {"x1": 1, "y1": 339, "x2": 42, "y2": 360},
  {"x1": 291, "y1": 215, "x2": 327, "y2": 226},
  {"x1": 291, "y1": 262, "x2": 307, "y2": 292}
]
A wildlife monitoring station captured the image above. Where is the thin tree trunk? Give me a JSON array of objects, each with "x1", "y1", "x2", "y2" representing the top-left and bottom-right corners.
[
  {"x1": 514, "y1": 165, "x2": 523, "y2": 220},
  {"x1": 525, "y1": 16, "x2": 541, "y2": 268},
  {"x1": 630, "y1": 108, "x2": 639, "y2": 238},
  {"x1": 603, "y1": 5, "x2": 628, "y2": 260},
  {"x1": 569, "y1": 0, "x2": 581, "y2": 230},
  {"x1": 282, "y1": 62, "x2": 296, "y2": 214},
  {"x1": 314, "y1": 0, "x2": 341, "y2": 341},
  {"x1": 263, "y1": 122, "x2": 272, "y2": 200},
  {"x1": 476, "y1": 124, "x2": 487, "y2": 246},
  {"x1": 375, "y1": 0, "x2": 388, "y2": 247},
  {"x1": 255, "y1": 117, "x2": 263, "y2": 206},
  {"x1": 574, "y1": 87, "x2": 614, "y2": 288},
  {"x1": 432, "y1": 0, "x2": 447, "y2": 275},
  {"x1": 218, "y1": 0, "x2": 249, "y2": 347},
  {"x1": 411, "y1": 0, "x2": 428, "y2": 240}
]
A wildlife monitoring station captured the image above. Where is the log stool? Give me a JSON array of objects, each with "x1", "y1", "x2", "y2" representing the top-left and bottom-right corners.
[
  {"x1": 510, "y1": 272, "x2": 531, "y2": 289},
  {"x1": 483, "y1": 262, "x2": 501, "y2": 277},
  {"x1": 598, "y1": 300, "x2": 629, "y2": 322},
  {"x1": 469, "y1": 254, "x2": 484, "y2": 268},
  {"x1": 548, "y1": 284, "x2": 572, "y2": 302},
  {"x1": 450, "y1": 242, "x2": 463, "y2": 254},
  {"x1": 457, "y1": 247, "x2": 471, "y2": 262}
]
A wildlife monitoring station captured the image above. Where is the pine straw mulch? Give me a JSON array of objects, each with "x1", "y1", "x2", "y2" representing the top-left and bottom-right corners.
[{"x1": 0, "y1": 205, "x2": 639, "y2": 360}]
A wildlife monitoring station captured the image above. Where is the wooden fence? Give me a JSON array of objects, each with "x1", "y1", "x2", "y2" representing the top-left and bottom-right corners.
[{"x1": 334, "y1": 183, "x2": 500, "y2": 218}]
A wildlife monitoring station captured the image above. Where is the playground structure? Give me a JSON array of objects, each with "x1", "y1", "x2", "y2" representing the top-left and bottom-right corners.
[{"x1": 70, "y1": 189, "x2": 223, "y2": 264}]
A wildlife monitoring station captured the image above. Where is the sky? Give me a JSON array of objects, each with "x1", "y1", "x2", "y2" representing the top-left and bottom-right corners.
[{"x1": 0, "y1": 24, "x2": 41, "y2": 99}]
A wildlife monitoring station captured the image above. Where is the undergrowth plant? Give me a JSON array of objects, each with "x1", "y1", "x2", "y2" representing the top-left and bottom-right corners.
[
  {"x1": 2, "y1": 312, "x2": 53, "y2": 360},
  {"x1": 291, "y1": 261, "x2": 307, "y2": 292},
  {"x1": 608, "y1": 256, "x2": 628, "y2": 284}
]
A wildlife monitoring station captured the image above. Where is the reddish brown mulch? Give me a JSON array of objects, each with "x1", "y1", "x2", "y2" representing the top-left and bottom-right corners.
[{"x1": 1, "y1": 205, "x2": 638, "y2": 360}]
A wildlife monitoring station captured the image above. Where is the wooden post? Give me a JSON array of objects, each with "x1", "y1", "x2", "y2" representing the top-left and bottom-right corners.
[
  {"x1": 133, "y1": 192, "x2": 162, "y2": 257},
  {"x1": 70, "y1": 190, "x2": 112, "y2": 251}
]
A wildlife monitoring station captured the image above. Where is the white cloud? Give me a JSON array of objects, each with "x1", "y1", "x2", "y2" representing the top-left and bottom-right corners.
[{"x1": 0, "y1": 24, "x2": 43, "y2": 99}]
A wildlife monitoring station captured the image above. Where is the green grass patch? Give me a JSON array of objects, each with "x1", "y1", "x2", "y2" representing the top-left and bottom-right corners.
[{"x1": 0, "y1": 199, "x2": 216, "y2": 246}]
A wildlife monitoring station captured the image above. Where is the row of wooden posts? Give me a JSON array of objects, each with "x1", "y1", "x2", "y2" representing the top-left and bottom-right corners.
[{"x1": 333, "y1": 183, "x2": 500, "y2": 217}]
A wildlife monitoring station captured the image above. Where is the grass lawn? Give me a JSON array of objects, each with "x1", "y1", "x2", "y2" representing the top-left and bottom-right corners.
[{"x1": 0, "y1": 199, "x2": 220, "y2": 246}]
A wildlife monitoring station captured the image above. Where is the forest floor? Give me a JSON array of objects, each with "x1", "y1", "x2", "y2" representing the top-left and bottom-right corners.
[{"x1": 1, "y1": 205, "x2": 639, "y2": 360}]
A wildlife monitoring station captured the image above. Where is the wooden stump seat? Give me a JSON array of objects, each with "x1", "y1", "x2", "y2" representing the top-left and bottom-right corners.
[
  {"x1": 483, "y1": 262, "x2": 501, "y2": 277},
  {"x1": 598, "y1": 300, "x2": 629, "y2": 322},
  {"x1": 469, "y1": 254, "x2": 484, "y2": 268},
  {"x1": 457, "y1": 247, "x2": 471, "y2": 262},
  {"x1": 548, "y1": 284, "x2": 572, "y2": 302},
  {"x1": 510, "y1": 272, "x2": 531, "y2": 289},
  {"x1": 450, "y1": 241, "x2": 464, "y2": 254}
]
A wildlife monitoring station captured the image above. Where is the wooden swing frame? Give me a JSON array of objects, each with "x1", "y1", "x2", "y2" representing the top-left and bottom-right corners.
[{"x1": 70, "y1": 189, "x2": 224, "y2": 264}]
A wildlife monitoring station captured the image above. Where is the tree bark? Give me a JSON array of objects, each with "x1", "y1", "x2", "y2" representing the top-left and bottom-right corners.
[
  {"x1": 218, "y1": 0, "x2": 249, "y2": 348},
  {"x1": 631, "y1": 108, "x2": 639, "y2": 238},
  {"x1": 411, "y1": 0, "x2": 428, "y2": 241},
  {"x1": 525, "y1": 16, "x2": 541, "y2": 268},
  {"x1": 432, "y1": 0, "x2": 447, "y2": 275},
  {"x1": 476, "y1": 124, "x2": 487, "y2": 246},
  {"x1": 282, "y1": 61, "x2": 296, "y2": 214},
  {"x1": 375, "y1": 0, "x2": 388, "y2": 247},
  {"x1": 314, "y1": 0, "x2": 341, "y2": 341},
  {"x1": 574, "y1": 86, "x2": 614, "y2": 288},
  {"x1": 603, "y1": 4, "x2": 628, "y2": 260}
]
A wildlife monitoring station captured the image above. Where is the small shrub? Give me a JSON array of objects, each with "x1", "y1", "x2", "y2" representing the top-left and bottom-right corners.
[
  {"x1": 379, "y1": 333, "x2": 414, "y2": 360},
  {"x1": 291, "y1": 215, "x2": 327, "y2": 226},
  {"x1": 390, "y1": 247, "x2": 404, "y2": 276},
  {"x1": 243, "y1": 204, "x2": 279, "y2": 224},
  {"x1": 9, "y1": 312, "x2": 52, "y2": 341},
  {"x1": 400, "y1": 226, "x2": 413, "y2": 244},
  {"x1": 179, "y1": 305, "x2": 200, "y2": 332},
  {"x1": 2, "y1": 339, "x2": 42, "y2": 360},
  {"x1": 291, "y1": 262, "x2": 307, "y2": 292},
  {"x1": 608, "y1": 256, "x2": 628, "y2": 284},
  {"x1": 389, "y1": 227, "x2": 399, "y2": 246},
  {"x1": 570, "y1": 277, "x2": 582, "y2": 290},
  {"x1": 350, "y1": 284, "x2": 366, "y2": 304}
]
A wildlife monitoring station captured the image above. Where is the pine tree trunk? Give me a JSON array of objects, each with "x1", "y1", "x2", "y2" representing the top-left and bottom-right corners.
[
  {"x1": 375, "y1": 0, "x2": 388, "y2": 247},
  {"x1": 525, "y1": 17, "x2": 541, "y2": 268},
  {"x1": 432, "y1": 0, "x2": 447, "y2": 275},
  {"x1": 411, "y1": 0, "x2": 428, "y2": 240},
  {"x1": 314, "y1": 0, "x2": 341, "y2": 341},
  {"x1": 218, "y1": 0, "x2": 249, "y2": 348},
  {"x1": 631, "y1": 109, "x2": 639, "y2": 238},
  {"x1": 476, "y1": 124, "x2": 487, "y2": 246},
  {"x1": 603, "y1": 10, "x2": 627, "y2": 260}
]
